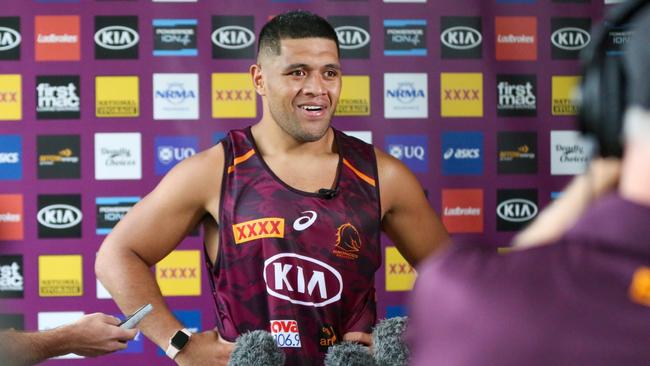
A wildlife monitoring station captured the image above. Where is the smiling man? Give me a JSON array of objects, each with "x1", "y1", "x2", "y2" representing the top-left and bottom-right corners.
[{"x1": 96, "y1": 10, "x2": 448, "y2": 366}]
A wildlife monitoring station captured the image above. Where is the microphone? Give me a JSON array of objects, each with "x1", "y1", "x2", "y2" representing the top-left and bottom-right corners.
[
  {"x1": 227, "y1": 330, "x2": 285, "y2": 366},
  {"x1": 372, "y1": 316, "x2": 409, "y2": 366},
  {"x1": 324, "y1": 341, "x2": 376, "y2": 366},
  {"x1": 317, "y1": 188, "x2": 339, "y2": 199}
]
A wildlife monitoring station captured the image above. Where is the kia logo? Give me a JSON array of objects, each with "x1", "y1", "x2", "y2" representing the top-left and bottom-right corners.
[
  {"x1": 551, "y1": 27, "x2": 590, "y2": 51},
  {"x1": 94, "y1": 26, "x2": 139, "y2": 50},
  {"x1": 211, "y1": 26, "x2": 255, "y2": 49},
  {"x1": 263, "y1": 253, "x2": 342, "y2": 307},
  {"x1": 0, "y1": 27, "x2": 21, "y2": 51},
  {"x1": 37, "y1": 204, "x2": 82, "y2": 229},
  {"x1": 496, "y1": 199, "x2": 537, "y2": 222},
  {"x1": 441, "y1": 26, "x2": 482, "y2": 50},
  {"x1": 335, "y1": 26, "x2": 370, "y2": 49}
]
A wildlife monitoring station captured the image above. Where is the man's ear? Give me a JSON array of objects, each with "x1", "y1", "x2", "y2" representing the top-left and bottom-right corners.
[{"x1": 250, "y1": 64, "x2": 265, "y2": 96}]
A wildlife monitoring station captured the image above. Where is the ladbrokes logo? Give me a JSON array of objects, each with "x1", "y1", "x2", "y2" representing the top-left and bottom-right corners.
[
  {"x1": 552, "y1": 75, "x2": 580, "y2": 116},
  {"x1": 497, "y1": 132, "x2": 537, "y2": 174},
  {"x1": 440, "y1": 16, "x2": 482, "y2": 59},
  {"x1": 39, "y1": 255, "x2": 83, "y2": 297},
  {"x1": 0, "y1": 135, "x2": 22, "y2": 180},
  {"x1": 232, "y1": 217, "x2": 284, "y2": 244},
  {"x1": 0, "y1": 255, "x2": 23, "y2": 298},
  {"x1": 551, "y1": 18, "x2": 591, "y2": 59},
  {"x1": 153, "y1": 19, "x2": 198, "y2": 56},
  {"x1": 335, "y1": 75, "x2": 370, "y2": 116},
  {"x1": 211, "y1": 16, "x2": 255, "y2": 59},
  {"x1": 497, "y1": 74, "x2": 536, "y2": 117},
  {"x1": 269, "y1": 320, "x2": 302, "y2": 348},
  {"x1": 384, "y1": 73, "x2": 427, "y2": 119},
  {"x1": 96, "y1": 196, "x2": 139, "y2": 235},
  {"x1": 35, "y1": 16, "x2": 80, "y2": 61},
  {"x1": 212, "y1": 73, "x2": 256, "y2": 118},
  {"x1": 96, "y1": 76, "x2": 139, "y2": 117},
  {"x1": 37, "y1": 194, "x2": 82, "y2": 238},
  {"x1": 264, "y1": 253, "x2": 342, "y2": 307},
  {"x1": 440, "y1": 73, "x2": 483, "y2": 117},
  {"x1": 551, "y1": 130, "x2": 594, "y2": 175},
  {"x1": 156, "y1": 250, "x2": 201, "y2": 296},
  {"x1": 37, "y1": 135, "x2": 80, "y2": 179},
  {"x1": 333, "y1": 223, "x2": 361, "y2": 260},
  {"x1": 385, "y1": 247, "x2": 415, "y2": 292},
  {"x1": 0, "y1": 74, "x2": 21, "y2": 120},
  {"x1": 329, "y1": 16, "x2": 370, "y2": 59},
  {"x1": 495, "y1": 17, "x2": 537, "y2": 61},
  {"x1": 442, "y1": 189, "x2": 483, "y2": 233},
  {"x1": 496, "y1": 189, "x2": 538, "y2": 231},
  {"x1": 0, "y1": 17, "x2": 21, "y2": 60},
  {"x1": 94, "y1": 16, "x2": 139, "y2": 59},
  {"x1": 36, "y1": 75, "x2": 80, "y2": 119},
  {"x1": 384, "y1": 19, "x2": 426, "y2": 56},
  {"x1": 0, "y1": 194, "x2": 23, "y2": 241}
]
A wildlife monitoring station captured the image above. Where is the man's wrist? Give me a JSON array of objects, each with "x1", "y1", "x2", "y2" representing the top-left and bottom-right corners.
[{"x1": 166, "y1": 328, "x2": 192, "y2": 360}]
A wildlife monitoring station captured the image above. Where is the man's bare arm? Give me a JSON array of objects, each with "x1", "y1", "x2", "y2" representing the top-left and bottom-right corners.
[{"x1": 377, "y1": 149, "x2": 449, "y2": 267}]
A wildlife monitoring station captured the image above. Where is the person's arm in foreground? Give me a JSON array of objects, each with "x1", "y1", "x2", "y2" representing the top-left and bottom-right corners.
[
  {"x1": 0, "y1": 313, "x2": 137, "y2": 366},
  {"x1": 513, "y1": 157, "x2": 621, "y2": 248},
  {"x1": 95, "y1": 146, "x2": 234, "y2": 366}
]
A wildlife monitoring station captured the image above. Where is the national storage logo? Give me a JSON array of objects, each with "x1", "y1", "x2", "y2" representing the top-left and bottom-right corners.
[
  {"x1": 211, "y1": 16, "x2": 255, "y2": 59},
  {"x1": 36, "y1": 75, "x2": 80, "y2": 119},
  {"x1": 441, "y1": 131, "x2": 483, "y2": 175},
  {"x1": 0, "y1": 194, "x2": 23, "y2": 241},
  {"x1": 385, "y1": 135, "x2": 428, "y2": 173},
  {"x1": 37, "y1": 194, "x2": 82, "y2": 238},
  {"x1": 37, "y1": 134, "x2": 80, "y2": 179},
  {"x1": 211, "y1": 73, "x2": 256, "y2": 118},
  {"x1": 496, "y1": 189, "x2": 538, "y2": 231},
  {"x1": 96, "y1": 196, "x2": 139, "y2": 235},
  {"x1": 155, "y1": 136, "x2": 198, "y2": 175},
  {"x1": 384, "y1": 19, "x2": 426, "y2": 56},
  {"x1": 156, "y1": 250, "x2": 201, "y2": 296},
  {"x1": 94, "y1": 16, "x2": 139, "y2": 59},
  {"x1": 384, "y1": 73, "x2": 427, "y2": 119},
  {"x1": 552, "y1": 75, "x2": 580, "y2": 116},
  {"x1": 0, "y1": 17, "x2": 21, "y2": 60},
  {"x1": 329, "y1": 16, "x2": 370, "y2": 59},
  {"x1": 35, "y1": 15, "x2": 80, "y2": 61},
  {"x1": 335, "y1": 75, "x2": 370, "y2": 116},
  {"x1": 496, "y1": 74, "x2": 537, "y2": 117},
  {"x1": 440, "y1": 16, "x2": 482, "y2": 59},
  {"x1": 153, "y1": 19, "x2": 197, "y2": 56},
  {"x1": 95, "y1": 76, "x2": 139, "y2": 117},
  {"x1": 0, "y1": 74, "x2": 22, "y2": 121},
  {"x1": 153, "y1": 73, "x2": 199, "y2": 120},
  {"x1": 551, "y1": 17, "x2": 591, "y2": 60},
  {"x1": 0, "y1": 135, "x2": 22, "y2": 180},
  {"x1": 38, "y1": 255, "x2": 83, "y2": 297}
]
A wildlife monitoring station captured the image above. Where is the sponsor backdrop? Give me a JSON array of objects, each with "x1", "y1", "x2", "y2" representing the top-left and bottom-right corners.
[{"x1": 0, "y1": 0, "x2": 613, "y2": 364}]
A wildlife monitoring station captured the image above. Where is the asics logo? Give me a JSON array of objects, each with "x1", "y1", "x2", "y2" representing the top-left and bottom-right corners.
[{"x1": 293, "y1": 211, "x2": 317, "y2": 231}]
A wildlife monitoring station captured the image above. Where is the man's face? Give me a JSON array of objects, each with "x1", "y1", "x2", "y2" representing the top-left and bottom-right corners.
[{"x1": 256, "y1": 37, "x2": 342, "y2": 143}]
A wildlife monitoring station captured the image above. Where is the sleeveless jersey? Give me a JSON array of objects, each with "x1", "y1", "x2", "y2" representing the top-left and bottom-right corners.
[{"x1": 207, "y1": 127, "x2": 381, "y2": 365}]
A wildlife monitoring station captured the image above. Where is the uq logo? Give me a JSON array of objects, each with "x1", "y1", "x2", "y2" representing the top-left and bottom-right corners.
[
  {"x1": 496, "y1": 199, "x2": 537, "y2": 222},
  {"x1": 440, "y1": 26, "x2": 482, "y2": 50},
  {"x1": 158, "y1": 146, "x2": 196, "y2": 165},
  {"x1": 335, "y1": 26, "x2": 370, "y2": 49},
  {"x1": 263, "y1": 253, "x2": 343, "y2": 307},
  {"x1": 94, "y1": 26, "x2": 138, "y2": 50},
  {"x1": 37, "y1": 204, "x2": 82, "y2": 229},
  {"x1": 0, "y1": 27, "x2": 20, "y2": 51},
  {"x1": 551, "y1": 27, "x2": 590, "y2": 50},
  {"x1": 211, "y1": 26, "x2": 254, "y2": 50}
]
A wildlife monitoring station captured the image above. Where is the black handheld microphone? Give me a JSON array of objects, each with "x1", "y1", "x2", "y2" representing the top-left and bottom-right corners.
[
  {"x1": 227, "y1": 330, "x2": 285, "y2": 366},
  {"x1": 317, "y1": 188, "x2": 339, "y2": 199}
]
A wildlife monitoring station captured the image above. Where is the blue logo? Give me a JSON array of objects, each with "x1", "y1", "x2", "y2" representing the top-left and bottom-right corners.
[
  {"x1": 154, "y1": 136, "x2": 198, "y2": 175},
  {"x1": 385, "y1": 135, "x2": 428, "y2": 173},
  {"x1": 385, "y1": 305, "x2": 408, "y2": 318},
  {"x1": 441, "y1": 132, "x2": 483, "y2": 175},
  {"x1": 0, "y1": 135, "x2": 22, "y2": 180},
  {"x1": 157, "y1": 310, "x2": 201, "y2": 356},
  {"x1": 212, "y1": 132, "x2": 226, "y2": 145},
  {"x1": 114, "y1": 314, "x2": 144, "y2": 354},
  {"x1": 384, "y1": 19, "x2": 427, "y2": 56}
]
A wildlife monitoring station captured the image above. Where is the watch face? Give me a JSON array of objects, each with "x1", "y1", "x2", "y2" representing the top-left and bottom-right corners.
[{"x1": 172, "y1": 331, "x2": 190, "y2": 349}]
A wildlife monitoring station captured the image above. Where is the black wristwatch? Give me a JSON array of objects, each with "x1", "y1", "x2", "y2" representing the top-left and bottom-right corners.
[{"x1": 165, "y1": 328, "x2": 192, "y2": 359}]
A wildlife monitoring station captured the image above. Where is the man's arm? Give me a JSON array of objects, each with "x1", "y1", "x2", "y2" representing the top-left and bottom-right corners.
[
  {"x1": 376, "y1": 149, "x2": 449, "y2": 267},
  {"x1": 95, "y1": 144, "x2": 233, "y2": 365},
  {"x1": 0, "y1": 313, "x2": 137, "y2": 366}
]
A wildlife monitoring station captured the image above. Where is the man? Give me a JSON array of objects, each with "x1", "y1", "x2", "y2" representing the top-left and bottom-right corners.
[
  {"x1": 96, "y1": 10, "x2": 448, "y2": 366},
  {"x1": 408, "y1": 5, "x2": 650, "y2": 365},
  {"x1": 0, "y1": 312, "x2": 137, "y2": 366}
]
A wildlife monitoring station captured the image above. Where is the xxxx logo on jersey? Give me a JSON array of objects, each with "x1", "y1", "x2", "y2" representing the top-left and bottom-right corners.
[{"x1": 232, "y1": 217, "x2": 284, "y2": 244}]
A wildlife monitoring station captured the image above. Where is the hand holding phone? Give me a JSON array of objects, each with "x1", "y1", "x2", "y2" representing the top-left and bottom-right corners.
[{"x1": 119, "y1": 303, "x2": 153, "y2": 329}]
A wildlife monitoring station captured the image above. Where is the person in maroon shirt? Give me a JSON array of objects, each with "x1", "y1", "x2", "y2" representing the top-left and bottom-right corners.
[
  {"x1": 96, "y1": 10, "x2": 448, "y2": 366},
  {"x1": 408, "y1": 3, "x2": 650, "y2": 365}
]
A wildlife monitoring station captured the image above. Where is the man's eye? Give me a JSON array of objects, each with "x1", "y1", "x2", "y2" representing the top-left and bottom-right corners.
[
  {"x1": 290, "y1": 70, "x2": 305, "y2": 77},
  {"x1": 325, "y1": 70, "x2": 338, "y2": 78}
]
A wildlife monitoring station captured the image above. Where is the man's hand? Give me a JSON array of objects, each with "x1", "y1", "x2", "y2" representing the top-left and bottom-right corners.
[
  {"x1": 175, "y1": 330, "x2": 235, "y2": 366},
  {"x1": 65, "y1": 313, "x2": 138, "y2": 357}
]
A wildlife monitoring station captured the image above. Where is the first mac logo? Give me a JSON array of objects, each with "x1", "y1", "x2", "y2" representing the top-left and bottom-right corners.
[{"x1": 95, "y1": 16, "x2": 139, "y2": 59}]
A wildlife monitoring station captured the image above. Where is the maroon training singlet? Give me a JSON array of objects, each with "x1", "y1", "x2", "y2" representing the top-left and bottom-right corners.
[{"x1": 206, "y1": 127, "x2": 381, "y2": 365}]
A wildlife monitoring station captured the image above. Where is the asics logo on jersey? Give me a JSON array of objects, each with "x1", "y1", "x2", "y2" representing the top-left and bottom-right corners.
[{"x1": 293, "y1": 211, "x2": 317, "y2": 231}]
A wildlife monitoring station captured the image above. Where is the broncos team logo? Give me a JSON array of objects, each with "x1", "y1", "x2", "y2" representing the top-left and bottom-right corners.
[{"x1": 333, "y1": 223, "x2": 361, "y2": 260}]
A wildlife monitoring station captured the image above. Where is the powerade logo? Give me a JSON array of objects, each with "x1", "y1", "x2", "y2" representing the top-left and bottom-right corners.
[
  {"x1": 385, "y1": 135, "x2": 428, "y2": 173},
  {"x1": 384, "y1": 19, "x2": 426, "y2": 56},
  {"x1": 0, "y1": 135, "x2": 22, "y2": 180},
  {"x1": 551, "y1": 18, "x2": 591, "y2": 59},
  {"x1": 96, "y1": 197, "x2": 139, "y2": 235},
  {"x1": 441, "y1": 132, "x2": 483, "y2": 175},
  {"x1": 154, "y1": 136, "x2": 198, "y2": 175},
  {"x1": 153, "y1": 19, "x2": 197, "y2": 57}
]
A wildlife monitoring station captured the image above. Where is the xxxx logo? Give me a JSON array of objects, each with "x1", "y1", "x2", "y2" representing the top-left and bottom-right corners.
[
  {"x1": 233, "y1": 217, "x2": 285, "y2": 244},
  {"x1": 0, "y1": 92, "x2": 17, "y2": 103},
  {"x1": 215, "y1": 90, "x2": 253, "y2": 101},
  {"x1": 158, "y1": 267, "x2": 197, "y2": 279},
  {"x1": 388, "y1": 263, "x2": 414, "y2": 275},
  {"x1": 443, "y1": 89, "x2": 480, "y2": 100}
]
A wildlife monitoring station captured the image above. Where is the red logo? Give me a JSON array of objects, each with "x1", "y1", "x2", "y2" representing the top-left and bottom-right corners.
[
  {"x1": 333, "y1": 223, "x2": 361, "y2": 259},
  {"x1": 35, "y1": 16, "x2": 80, "y2": 61},
  {"x1": 442, "y1": 189, "x2": 483, "y2": 233},
  {"x1": 214, "y1": 90, "x2": 253, "y2": 101},
  {"x1": 232, "y1": 217, "x2": 284, "y2": 244},
  {"x1": 0, "y1": 194, "x2": 23, "y2": 241},
  {"x1": 495, "y1": 17, "x2": 537, "y2": 61}
]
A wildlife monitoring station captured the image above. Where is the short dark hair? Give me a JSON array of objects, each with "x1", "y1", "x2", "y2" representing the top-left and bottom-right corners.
[{"x1": 257, "y1": 10, "x2": 339, "y2": 59}]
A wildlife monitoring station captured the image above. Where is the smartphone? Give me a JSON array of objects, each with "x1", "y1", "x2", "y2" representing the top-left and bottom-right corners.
[{"x1": 119, "y1": 303, "x2": 153, "y2": 329}]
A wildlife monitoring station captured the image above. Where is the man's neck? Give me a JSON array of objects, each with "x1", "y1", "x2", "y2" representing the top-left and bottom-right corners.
[
  {"x1": 619, "y1": 141, "x2": 650, "y2": 206},
  {"x1": 251, "y1": 118, "x2": 335, "y2": 157}
]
